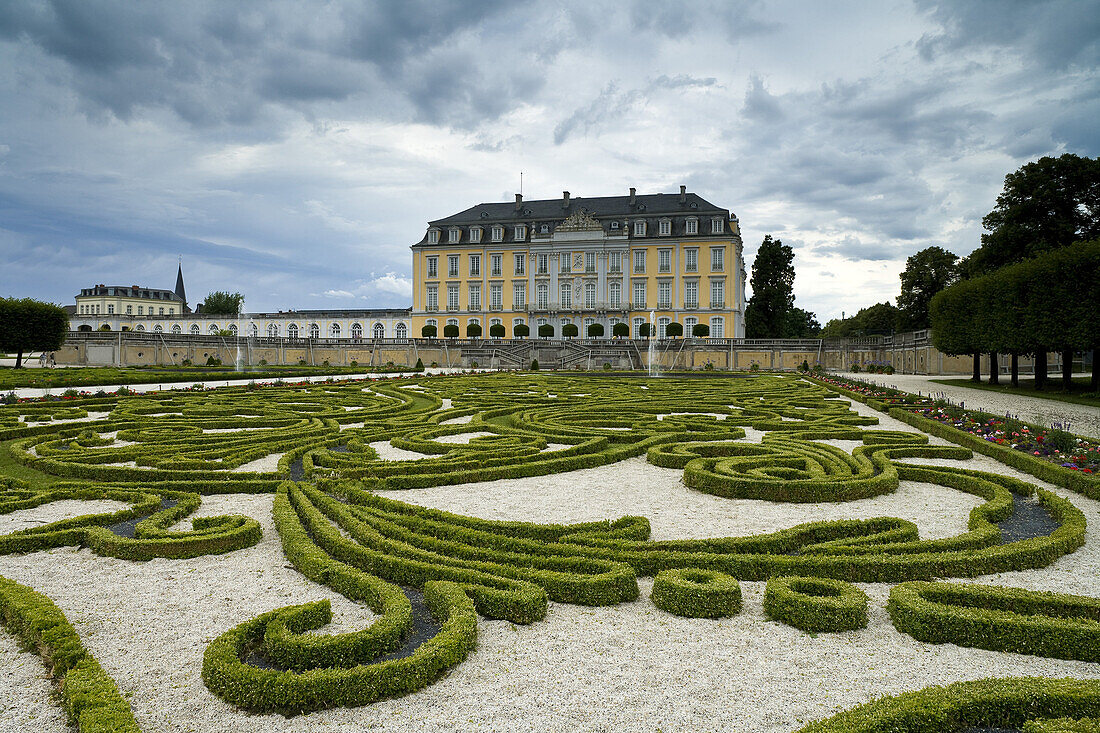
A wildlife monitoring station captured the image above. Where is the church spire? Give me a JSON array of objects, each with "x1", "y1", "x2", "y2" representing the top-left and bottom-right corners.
[{"x1": 174, "y1": 259, "x2": 188, "y2": 311}]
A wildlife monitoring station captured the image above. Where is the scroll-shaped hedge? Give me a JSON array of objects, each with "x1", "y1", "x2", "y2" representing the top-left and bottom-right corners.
[
  {"x1": 0, "y1": 574, "x2": 138, "y2": 732},
  {"x1": 1023, "y1": 718, "x2": 1100, "y2": 732},
  {"x1": 651, "y1": 568, "x2": 741, "y2": 618},
  {"x1": 797, "y1": 677, "x2": 1100, "y2": 732},
  {"x1": 764, "y1": 576, "x2": 869, "y2": 632},
  {"x1": 202, "y1": 580, "x2": 477, "y2": 714},
  {"x1": 888, "y1": 581, "x2": 1100, "y2": 662}
]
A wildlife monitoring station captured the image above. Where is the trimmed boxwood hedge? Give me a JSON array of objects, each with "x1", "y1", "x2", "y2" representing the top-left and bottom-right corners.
[
  {"x1": 0, "y1": 574, "x2": 139, "y2": 732},
  {"x1": 651, "y1": 568, "x2": 741, "y2": 618},
  {"x1": 764, "y1": 576, "x2": 869, "y2": 632},
  {"x1": 797, "y1": 677, "x2": 1100, "y2": 732},
  {"x1": 888, "y1": 581, "x2": 1100, "y2": 662}
]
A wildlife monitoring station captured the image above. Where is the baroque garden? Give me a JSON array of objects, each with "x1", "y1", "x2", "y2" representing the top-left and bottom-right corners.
[{"x1": 1, "y1": 371, "x2": 1100, "y2": 732}]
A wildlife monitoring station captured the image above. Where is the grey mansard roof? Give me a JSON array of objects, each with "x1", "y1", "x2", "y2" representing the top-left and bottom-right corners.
[{"x1": 429, "y1": 191, "x2": 730, "y2": 227}]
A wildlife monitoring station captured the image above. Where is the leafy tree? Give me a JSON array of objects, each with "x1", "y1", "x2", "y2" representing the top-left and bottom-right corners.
[
  {"x1": 612, "y1": 322, "x2": 629, "y2": 338},
  {"x1": 489, "y1": 323, "x2": 506, "y2": 338},
  {"x1": 962, "y1": 153, "x2": 1100, "y2": 277},
  {"x1": 199, "y1": 291, "x2": 244, "y2": 316},
  {"x1": 665, "y1": 322, "x2": 683, "y2": 338},
  {"x1": 466, "y1": 322, "x2": 482, "y2": 338},
  {"x1": 783, "y1": 308, "x2": 821, "y2": 339},
  {"x1": 562, "y1": 323, "x2": 579, "y2": 339},
  {"x1": 745, "y1": 235, "x2": 795, "y2": 338},
  {"x1": 821, "y1": 302, "x2": 902, "y2": 338},
  {"x1": 538, "y1": 323, "x2": 554, "y2": 338},
  {"x1": 443, "y1": 324, "x2": 459, "y2": 338},
  {"x1": 421, "y1": 324, "x2": 436, "y2": 338},
  {"x1": 898, "y1": 246, "x2": 960, "y2": 329},
  {"x1": 638, "y1": 323, "x2": 652, "y2": 338},
  {"x1": 0, "y1": 298, "x2": 69, "y2": 367},
  {"x1": 692, "y1": 323, "x2": 710, "y2": 337},
  {"x1": 587, "y1": 322, "x2": 605, "y2": 338},
  {"x1": 514, "y1": 323, "x2": 530, "y2": 338}
]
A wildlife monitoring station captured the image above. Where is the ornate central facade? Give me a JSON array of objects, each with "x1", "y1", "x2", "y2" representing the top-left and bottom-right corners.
[{"x1": 410, "y1": 187, "x2": 746, "y2": 339}]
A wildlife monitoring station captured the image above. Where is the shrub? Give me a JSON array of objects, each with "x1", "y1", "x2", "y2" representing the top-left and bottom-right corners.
[
  {"x1": 764, "y1": 576, "x2": 869, "y2": 632},
  {"x1": 612, "y1": 322, "x2": 629, "y2": 338},
  {"x1": 259, "y1": 358, "x2": 268, "y2": 366},
  {"x1": 639, "y1": 323, "x2": 652, "y2": 338},
  {"x1": 587, "y1": 323, "x2": 605, "y2": 338},
  {"x1": 651, "y1": 568, "x2": 741, "y2": 618},
  {"x1": 466, "y1": 323, "x2": 482, "y2": 338},
  {"x1": 799, "y1": 359, "x2": 810, "y2": 372},
  {"x1": 691, "y1": 323, "x2": 709, "y2": 337},
  {"x1": 414, "y1": 357, "x2": 424, "y2": 371},
  {"x1": 421, "y1": 324, "x2": 437, "y2": 338},
  {"x1": 443, "y1": 324, "x2": 459, "y2": 339},
  {"x1": 665, "y1": 322, "x2": 683, "y2": 338},
  {"x1": 750, "y1": 362, "x2": 760, "y2": 372},
  {"x1": 206, "y1": 356, "x2": 221, "y2": 366},
  {"x1": 350, "y1": 360, "x2": 358, "y2": 367},
  {"x1": 514, "y1": 323, "x2": 530, "y2": 338},
  {"x1": 181, "y1": 358, "x2": 192, "y2": 366},
  {"x1": 562, "y1": 323, "x2": 579, "y2": 339},
  {"x1": 530, "y1": 359, "x2": 539, "y2": 371},
  {"x1": 489, "y1": 323, "x2": 506, "y2": 338},
  {"x1": 603, "y1": 362, "x2": 612, "y2": 371},
  {"x1": 538, "y1": 324, "x2": 554, "y2": 338}
]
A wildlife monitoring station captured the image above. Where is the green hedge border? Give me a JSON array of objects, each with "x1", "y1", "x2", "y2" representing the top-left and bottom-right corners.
[
  {"x1": 764, "y1": 576, "x2": 868, "y2": 632},
  {"x1": 651, "y1": 568, "x2": 741, "y2": 618}
]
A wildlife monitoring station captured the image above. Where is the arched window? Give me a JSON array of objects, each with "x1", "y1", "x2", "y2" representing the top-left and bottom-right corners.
[
  {"x1": 208, "y1": 324, "x2": 219, "y2": 334},
  {"x1": 189, "y1": 324, "x2": 199, "y2": 335},
  {"x1": 395, "y1": 322, "x2": 407, "y2": 339},
  {"x1": 559, "y1": 317, "x2": 570, "y2": 332},
  {"x1": 446, "y1": 318, "x2": 458, "y2": 329},
  {"x1": 536, "y1": 283, "x2": 548, "y2": 309},
  {"x1": 171, "y1": 324, "x2": 182, "y2": 334},
  {"x1": 709, "y1": 316, "x2": 724, "y2": 338},
  {"x1": 584, "y1": 282, "x2": 596, "y2": 308},
  {"x1": 583, "y1": 317, "x2": 595, "y2": 336},
  {"x1": 330, "y1": 323, "x2": 342, "y2": 338},
  {"x1": 287, "y1": 323, "x2": 299, "y2": 339},
  {"x1": 372, "y1": 322, "x2": 384, "y2": 339},
  {"x1": 267, "y1": 323, "x2": 279, "y2": 338},
  {"x1": 657, "y1": 317, "x2": 670, "y2": 339},
  {"x1": 512, "y1": 317, "x2": 525, "y2": 329},
  {"x1": 135, "y1": 324, "x2": 145, "y2": 332},
  {"x1": 609, "y1": 281, "x2": 621, "y2": 308},
  {"x1": 351, "y1": 322, "x2": 363, "y2": 340},
  {"x1": 249, "y1": 323, "x2": 258, "y2": 338},
  {"x1": 684, "y1": 317, "x2": 697, "y2": 335},
  {"x1": 228, "y1": 324, "x2": 238, "y2": 336},
  {"x1": 632, "y1": 317, "x2": 645, "y2": 339},
  {"x1": 426, "y1": 319, "x2": 437, "y2": 329},
  {"x1": 309, "y1": 323, "x2": 319, "y2": 339},
  {"x1": 153, "y1": 324, "x2": 164, "y2": 333},
  {"x1": 560, "y1": 282, "x2": 571, "y2": 308}
]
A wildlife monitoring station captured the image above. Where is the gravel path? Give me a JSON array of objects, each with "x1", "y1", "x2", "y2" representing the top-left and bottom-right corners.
[
  {"x1": 832, "y1": 371, "x2": 1100, "y2": 439},
  {"x1": 0, "y1": 628, "x2": 69, "y2": 732}
]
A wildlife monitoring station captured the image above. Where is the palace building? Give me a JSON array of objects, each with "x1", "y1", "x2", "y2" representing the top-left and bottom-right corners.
[{"x1": 410, "y1": 187, "x2": 746, "y2": 339}]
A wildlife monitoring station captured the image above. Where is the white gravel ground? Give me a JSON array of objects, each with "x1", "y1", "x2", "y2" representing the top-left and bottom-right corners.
[
  {"x1": 0, "y1": 499, "x2": 131, "y2": 535},
  {"x1": 230, "y1": 452, "x2": 286, "y2": 472},
  {"x1": 2, "y1": 394, "x2": 1099, "y2": 732},
  {"x1": 0, "y1": 628, "x2": 69, "y2": 733}
]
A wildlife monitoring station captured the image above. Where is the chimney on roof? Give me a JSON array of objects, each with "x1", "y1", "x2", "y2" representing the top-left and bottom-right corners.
[
  {"x1": 629, "y1": 187, "x2": 636, "y2": 205},
  {"x1": 679, "y1": 185, "x2": 687, "y2": 203},
  {"x1": 514, "y1": 193, "x2": 523, "y2": 210},
  {"x1": 562, "y1": 191, "x2": 570, "y2": 208}
]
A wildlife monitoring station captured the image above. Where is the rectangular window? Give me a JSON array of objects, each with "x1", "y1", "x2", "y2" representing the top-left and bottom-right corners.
[
  {"x1": 686, "y1": 218, "x2": 698, "y2": 235},
  {"x1": 710, "y1": 317, "x2": 724, "y2": 338},
  {"x1": 471, "y1": 227, "x2": 483, "y2": 243},
  {"x1": 427, "y1": 256, "x2": 438, "y2": 278},
  {"x1": 585, "y1": 251, "x2": 596, "y2": 272},
  {"x1": 685, "y1": 281, "x2": 698, "y2": 309},
  {"x1": 448, "y1": 255, "x2": 460, "y2": 277},
  {"x1": 711, "y1": 247, "x2": 724, "y2": 271},
  {"x1": 711, "y1": 279, "x2": 725, "y2": 308},
  {"x1": 490, "y1": 253, "x2": 502, "y2": 277},
  {"x1": 659, "y1": 219, "x2": 671, "y2": 236},
  {"x1": 514, "y1": 225, "x2": 525, "y2": 241},
  {"x1": 712, "y1": 218, "x2": 724, "y2": 234},
  {"x1": 513, "y1": 282, "x2": 526, "y2": 308},
  {"x1": 560, "y1": 283, "x2": 571, "y2": 308},
  {"x1": 633, "y1": 250, "x2": 646, "y2": 273},
  {"x1": 537, "y1": 253, "x2": 548, "y2": 275},
  {"x1": 469, "y1": 284, "x2": 481, "y2": 310},
  {"x1": 609, "y1": 282, "x2": 621, "y2": 308},
  {"x1": 658, "y1": 282, "x2": 671, "y2": 309},
  {"x1": 658, "y1": 249, "x2": 671, "y2": 273},
  {"x1": 633, "y1": 220, "x2": 646, "y2": 237},
  {"x1": 492, "y1": 226, "x2": 504, "y2": 242},
  {"x1": 447, "y1": 285, "x2": 460, "y2": 310},
  {"x1": 158, "y1": 307, "x2": 164, "y2": 315},
  {"x1": 428, "y1": 230, "x2": 439, "y2": 244},
  {"x1": 469, "y1": 254, "x2": 480, "y2": 277},
  {"x1": 126, "y1": 305, "x2": 132, "y2": 314},
  {"x1": 426, "y1": 285, "x2": 438, "y2": 310},
  {"x1": 514, "y1": 253, "x2": 526, "y2": 275},
  {"x1": 560, "y1": 252, "x2": 571, "y2": 273},
  {"x1": 685, "y1": 249, "x2": 698, "y2": 272},
  {"x1": 609, "y1": 251, "x2": 622, "y2": 273},
  {"x1": 449, "y1": 229, "x2": 460, "y2": 243},
  {"x1": 584, "y1": 282, "x2": 596, "y2": 308},
  {"x1": 632, "y1": 281, "x2": 646, "y2": 308},
  {"x1": 138, "y1": 306, "x2": 143, "y2": 315},
  {"x1": 107, "y1": 305, "x2": 114, "y2": 314},
  {"x1": 536, "y1": 284, "x2": 548, "y2": 309},
  {"x1": 490, "y1": 284, "x2": 502, "y2": 309}
]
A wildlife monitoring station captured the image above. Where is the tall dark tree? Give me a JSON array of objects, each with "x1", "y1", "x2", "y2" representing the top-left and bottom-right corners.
[
  {"x1": 784, "y1": 308, "x2": 821, "y2": 338},
  {"x1": 745, "y1": 235, "x2": 795, "y2": 338},
  {"x1": 199, "y1": 291, "x2": 244, "y2": 316},
  {"x1": 0, "y1": 298, "x2": 69, "y2": 367},
  {"x1": 897, "y1": 246, "x2": 960, "y2": 330},
  {"x1": 962, "y1": 153, "x2": 1100, "y2": 277}
]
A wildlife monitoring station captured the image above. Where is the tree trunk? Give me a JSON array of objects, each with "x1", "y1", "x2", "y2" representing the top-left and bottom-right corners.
[
  {"x1": 1034, "y1": 351, "x2": 1047, "y2": 390},
  {"x1": 989, "y1": 352, "x2": 999, "y2": 384},
  {"x1": 1063, "y1": 349, "x2": 1074, "y2": 389},
  {"x1": 14, "y1": 350, "x2": 23, "y2": 368},
  {"x1": 972, "y1": 353, "x2": 981, "y2": 382},
  {"x1": 1011, "y1": 354, "x2": 1019, "y2": 387}
]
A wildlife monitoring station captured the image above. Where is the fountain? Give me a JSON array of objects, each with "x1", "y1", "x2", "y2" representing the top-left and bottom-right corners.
[
  {"x1": 648, "y1": 309, "x2": 659, "y2": 378},
  {"x1": 235, "y1": 298, "x2": 244, "y2": 372}
]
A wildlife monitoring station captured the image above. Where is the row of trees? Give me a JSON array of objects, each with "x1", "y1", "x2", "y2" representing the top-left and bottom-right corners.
[
  {"x1": 931, "y1": 239, "x2": 1100, "y2": 390},
  {"x1": 0, "y1": 298, "x2": 70, "y2": 367},
  {"x1": 420, "y1": 321, "x2": 713, "y2": 339}
]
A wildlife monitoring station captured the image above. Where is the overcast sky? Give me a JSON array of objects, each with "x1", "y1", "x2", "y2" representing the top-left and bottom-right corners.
[{"x1": 1, "y1": 1, "x2": 1097, "y2": 320}]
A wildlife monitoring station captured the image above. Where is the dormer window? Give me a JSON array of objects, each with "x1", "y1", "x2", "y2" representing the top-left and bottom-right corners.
[
  {"x1": 686, "y1": 217, "x2": 698, "y2": 235},
  {"x1": 658, "y1": 218, "x2": 671, "y2": 236},
  {"x1": 712, "y1": 218, "x2": 724, "y2": 234},
  {"x1": 610, "y1": 221, "x2": 620, "y2": 230},
  {"x1": 633, "y1": 220, "x2": 646, "y2": 237},
  {"x1": 427, "y1": 229, "x2": 440, "y2": 244},
  {"x1": 540, "y1": 224, "x2": 550, "y2": 234},
  {"x1": 470, "y1": 226, "x2": 483, "y2": 243},
  {"x1": 514, "y1": 225, "x2": 526, "y2": 241},
  {"x1": 449, "y1": 227, "x2": 461, "y2": 243},
  {"x1": 491, "y1": 225, "x2": 504, "y2": 242}
]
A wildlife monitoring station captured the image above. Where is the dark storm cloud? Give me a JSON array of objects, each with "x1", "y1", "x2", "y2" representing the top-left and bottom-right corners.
[{"x1": 814, "y1": 235, "x2": 908, "y2": 262}]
